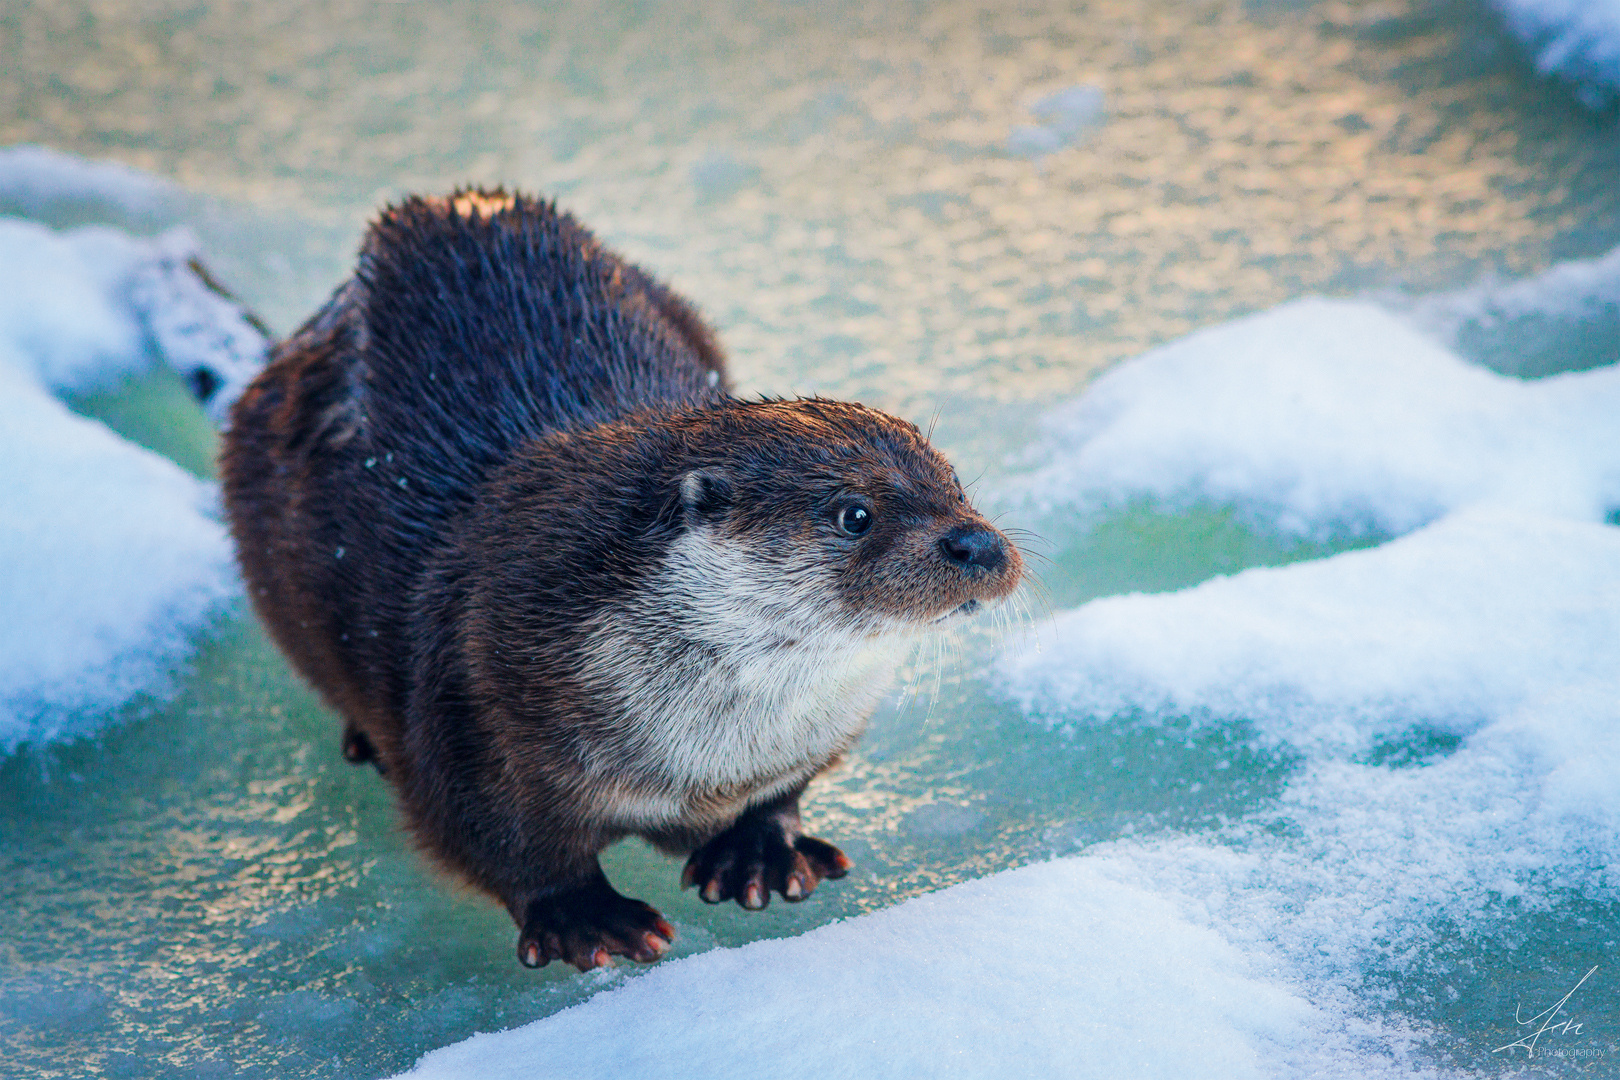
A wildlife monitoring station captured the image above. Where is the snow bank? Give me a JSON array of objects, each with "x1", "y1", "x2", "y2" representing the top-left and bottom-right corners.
[
  {"x1": 0, "y1": 215, "x2": 250, "y2": 751},
  {"x1": 999, "y1": 508, "x2": 1620, "y2": 754},
  {"x1": 1014, "y1": 297, "x2": 1620, "y2": 537},
  {"x1": 997, "y1": 513, "x2": 1620, "y2": 991},
  {"x1": 1489, "y1": 0, "x2": 1620, "y2": 107},
  {"x1": 400, "y1": 857, "x2": 1421, "y2": 1080},
  {"x1": 1414, "y1": 241, "x2": 1620, "y2": 344}
]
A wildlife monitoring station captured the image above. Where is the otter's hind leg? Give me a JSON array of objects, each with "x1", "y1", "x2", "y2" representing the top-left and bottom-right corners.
[
  {"x1": 340, "y1": 722, "x2": 389, "y2": 775},
  {"x1": 681, "y1": 789, "x2": 852, "y2": 910}
]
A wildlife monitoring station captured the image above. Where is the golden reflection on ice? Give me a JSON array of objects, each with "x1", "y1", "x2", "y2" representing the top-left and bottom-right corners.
[{"x1": 2, "y1": 0, "x2": 1614, "y2": 425}]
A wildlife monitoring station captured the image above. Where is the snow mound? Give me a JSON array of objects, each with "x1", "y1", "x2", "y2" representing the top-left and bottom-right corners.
[
  {"x1": 1489, "y1": 0, "x2": 1620, "y2": 107},
  {"x1": 1416, "y1": 241, "x2": 1620, "y2": 340},
  {"x1": 999, "y1": 508, "x2": 1620, "y2": 755},
  {"x1": 0, "y1": 216, "x2": 248, "y2": 751},
  {"x1": 1015, "y1": 297, "x2": 1620, "y2": 537},
  {"x1": 399, "y1": 857, "x2": 1425, "y2": 1080},
  {"x1": 991, "y1": 542, "x2": 1620, "y2": 1065}
]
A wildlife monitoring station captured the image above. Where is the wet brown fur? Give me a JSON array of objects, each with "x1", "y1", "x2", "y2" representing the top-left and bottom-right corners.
[{"x1": 221, "y1": 190, "x2": 1021, "y2": 969}]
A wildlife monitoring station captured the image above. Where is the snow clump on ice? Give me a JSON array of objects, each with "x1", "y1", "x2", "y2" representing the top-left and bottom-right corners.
[{"x1": 0, "y1": 216, "x2": 251, "y2": 751}]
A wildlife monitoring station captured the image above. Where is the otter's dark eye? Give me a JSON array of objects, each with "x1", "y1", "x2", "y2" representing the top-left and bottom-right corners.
[{"x1": 836, "y1": 504, "x2": 873, "y2": 537}]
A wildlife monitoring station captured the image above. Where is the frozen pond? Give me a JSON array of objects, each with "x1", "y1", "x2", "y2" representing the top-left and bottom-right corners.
[{"x1": 3, "y1": 0, "x2": 1620, "y2": 1076}]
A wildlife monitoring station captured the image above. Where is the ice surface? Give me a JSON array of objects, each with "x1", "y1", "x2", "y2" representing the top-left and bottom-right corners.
[
  {"x1": 0, "y1": 216, "x2": 242, "y2": 751},
  {"x1": 689, "y1": 151, "x2": 762, "y2": 202},
  {"x1": 1014, "y1": 297, "x2": 1620, "y2": 537},
  {"x1": 399, "y1": 857, "x2": 1428, "y2": 1080},
  {"x1": 1030, "y1": 85, "x2": 1106, "y2": 133},
  {"x1": 1489, "y1": 0, "x2": 1620, "y2": 107},
  {"x1": 9, "y1": 2, "x2": 1620, "y2": 1073}
]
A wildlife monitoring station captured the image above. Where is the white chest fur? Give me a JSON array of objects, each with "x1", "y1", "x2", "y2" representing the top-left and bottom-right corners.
[{"x1": 576, "y1": 530, "x2": 912, "y2": 820}]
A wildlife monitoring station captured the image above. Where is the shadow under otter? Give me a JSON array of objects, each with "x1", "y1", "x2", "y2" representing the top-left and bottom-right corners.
[{"x1": 221, "y1": 190, "x2": 1022, "y2": 970}]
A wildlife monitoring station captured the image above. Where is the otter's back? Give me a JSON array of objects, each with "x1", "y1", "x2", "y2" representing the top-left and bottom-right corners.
[
  {"x1": 223, "y1": 191, "x2": 728, "y2": 732},
  {"x1": 356, "y1": 192, "x2": 726, "y2": 497}
]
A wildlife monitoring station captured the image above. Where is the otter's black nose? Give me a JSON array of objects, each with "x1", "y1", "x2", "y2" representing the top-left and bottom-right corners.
[{"x1": 938, "y1": 525, "x2": 1006, "y2": 572}]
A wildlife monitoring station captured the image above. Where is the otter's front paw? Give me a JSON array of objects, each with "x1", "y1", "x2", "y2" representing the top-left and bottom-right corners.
[
  {"x1": 517, "y1": 875, "x2": 675, "y2": 971},
  {"x1": 682, "y1": 817, "x2": 852, "y2": 910}
]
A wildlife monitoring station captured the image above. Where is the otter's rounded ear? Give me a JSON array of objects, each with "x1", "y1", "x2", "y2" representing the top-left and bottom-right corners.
[{"x1": 679, "y1": 469, "x2": 733, "y2": 522}]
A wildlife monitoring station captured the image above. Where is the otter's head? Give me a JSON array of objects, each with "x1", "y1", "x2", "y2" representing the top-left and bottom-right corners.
[{"x1": 665, "y1": 399, "x2": 1022, "y2": 640}]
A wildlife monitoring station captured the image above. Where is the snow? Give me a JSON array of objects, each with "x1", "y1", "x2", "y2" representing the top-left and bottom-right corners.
[
  {"x1": 1077, "y1": 681, "x2": 1620, "y2": 1024},
  {"x1": 1408, "y1": 240, "x2": 1620, "y2": 377},
  {"x1": 0, "y1": 219, "x2": 158, "y2": 389},
  {"x1": 991, "y1": 291, "x2": 1620, "y2": 1071},
  {"x1": 999, "y1": 508, "x2": 1620, "y2": 755},
  {"x1": 1414, "y1": 240, "x2": 1620, "y2": 343},
  {"x1": 1012, "y1": 297, "x2": 1620, "y2": 537},
  {"x1": 1488, "y1": 0, "x2": 1620, "y2": 107},
  {"x1": 0, "y1": 216, "x2": 246, "y2": 751},
  {"x1": 400, "y1": 858, "x2": 1406, "y2": 1080},
  {"x1": 996, "y1": 506, "x2": 1620, "y2": 1005}
]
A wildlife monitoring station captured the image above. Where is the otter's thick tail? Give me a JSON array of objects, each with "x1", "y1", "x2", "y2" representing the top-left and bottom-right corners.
[{"x1": 130, "y1": 230, "x2": 271, "y2": 426}]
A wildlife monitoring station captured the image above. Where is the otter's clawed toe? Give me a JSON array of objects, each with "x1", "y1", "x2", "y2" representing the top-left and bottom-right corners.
[
  {"x1": 683, "y1": 817, "x2": 852, "y2": 909},
  {"x1": 340, "y1": 724, "x2": 388, "y2": 775},
  {"x1": 517, "y1": 875, "x2": 675, "y2": 971},
  {"x1": 793, "y1": 835, "x2": 853, "y2": 881},
  {"x1": 340, "y1": 723, "x2": 375, "y2": 764}
]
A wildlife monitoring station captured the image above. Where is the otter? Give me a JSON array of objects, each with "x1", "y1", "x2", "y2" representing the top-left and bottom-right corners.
[{"x1": 221, "y1": 189, "x2": 1022, "y2": 971}]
